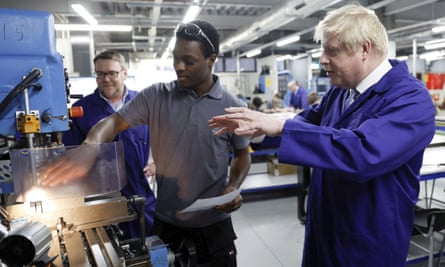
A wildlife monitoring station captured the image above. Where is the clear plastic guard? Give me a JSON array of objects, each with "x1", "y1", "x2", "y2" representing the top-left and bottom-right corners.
[{"x1": 10, "y1": 142, "x2": 126, "y2": 202}]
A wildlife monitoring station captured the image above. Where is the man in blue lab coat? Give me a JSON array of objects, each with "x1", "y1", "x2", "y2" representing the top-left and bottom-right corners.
[
  {"x1": 288, "y1": 79, "x2": 308, "y2": 112},
  {"x1": 209, "y1": 4, "x2": 436, "y2": 267},
  {"x1": 63, "y1": 50, "x2": 155, "y2": 240}
]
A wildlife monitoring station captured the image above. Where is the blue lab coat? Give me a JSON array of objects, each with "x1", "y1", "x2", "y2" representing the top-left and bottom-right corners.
[
  {"x1": 278, "y1": 60, "x2": 436, "y2": 267},
  {"x1": 63, "y1": 88, "x2": 155, "y2": 238},
  {"x1": 289, "y1": 86, "x2": 309, "y2": 110}
]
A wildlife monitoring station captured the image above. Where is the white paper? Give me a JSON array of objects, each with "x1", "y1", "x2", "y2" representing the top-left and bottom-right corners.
[{"x1": 179, "y1": 189, "x2": 241, "y2": 213}]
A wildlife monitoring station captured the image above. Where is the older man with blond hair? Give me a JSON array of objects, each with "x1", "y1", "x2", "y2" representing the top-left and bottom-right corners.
[{"x1": 209, "y1": 4, "x2": 435, "y2": 266}]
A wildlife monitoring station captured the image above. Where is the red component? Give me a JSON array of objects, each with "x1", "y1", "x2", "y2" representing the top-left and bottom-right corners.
[{"x1": 69, "y1": 106, "x2": 84, "y2": 118}]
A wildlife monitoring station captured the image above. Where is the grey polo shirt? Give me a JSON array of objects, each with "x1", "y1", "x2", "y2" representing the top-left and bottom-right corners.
[{"x1": 118, "y1": 75, "x2": 249, "y2": 227}]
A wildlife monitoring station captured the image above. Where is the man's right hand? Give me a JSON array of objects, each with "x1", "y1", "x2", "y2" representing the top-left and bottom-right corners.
[{"x1": 208, "y1": 107, "x2": 286, "y2": 138}]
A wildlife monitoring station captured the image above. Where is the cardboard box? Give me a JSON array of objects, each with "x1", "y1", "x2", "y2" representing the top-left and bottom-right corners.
[{"x1": 267, "y1": 158, "x2": 297, "y2": 176}]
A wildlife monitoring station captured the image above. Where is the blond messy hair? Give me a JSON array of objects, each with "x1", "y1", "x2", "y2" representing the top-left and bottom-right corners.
[{"x1": 314, "y1": 3, "x2": 388, "y2": 57}]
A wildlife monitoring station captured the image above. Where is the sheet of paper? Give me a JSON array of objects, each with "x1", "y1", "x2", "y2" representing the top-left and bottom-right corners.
[{"x1": 179, "y1": 189, "x2": 241, "y2": 213}]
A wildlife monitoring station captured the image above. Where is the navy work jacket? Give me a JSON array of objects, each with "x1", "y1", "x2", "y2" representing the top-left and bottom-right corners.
[{"x1": 279, "y1": 60, "x2": 436, "y2": 267}]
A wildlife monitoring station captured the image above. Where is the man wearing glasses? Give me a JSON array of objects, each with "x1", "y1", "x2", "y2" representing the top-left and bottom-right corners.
[
  {"x1": 62, "y1": 50, "x2": 156, "y2": 241},
  {"x1": 42, "y1": 21, "x2": 251, "y2": 266}
]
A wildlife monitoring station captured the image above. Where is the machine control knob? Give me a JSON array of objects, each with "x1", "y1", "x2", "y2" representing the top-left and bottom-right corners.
[{"x1": 69, "y1": 106, "x2": 84, "y2": 118}]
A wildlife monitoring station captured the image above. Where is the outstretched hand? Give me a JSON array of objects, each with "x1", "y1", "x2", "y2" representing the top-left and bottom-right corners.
[
  {"x1": 38, "y1": 144, "x2": 100, "y2": 187},
  {"x1": 208, "y1": 107, "x2": 285, "y2": 137}
]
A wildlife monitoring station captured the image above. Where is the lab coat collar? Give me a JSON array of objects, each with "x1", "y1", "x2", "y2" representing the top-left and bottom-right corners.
[
  {"x1": 340, "y1": 60, "x2": 405, "y2": 118},
  {"x1": 368, "y1": 60, "x2": 408, "y2": 94},
  {"x1": 356, "y1": 59, "x2": 392, "y2": 95}
]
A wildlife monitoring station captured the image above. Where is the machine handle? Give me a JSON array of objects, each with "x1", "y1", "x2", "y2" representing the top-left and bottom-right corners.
[{"x1": 69, "y1": 106, "x2": 84, "y2": 118}]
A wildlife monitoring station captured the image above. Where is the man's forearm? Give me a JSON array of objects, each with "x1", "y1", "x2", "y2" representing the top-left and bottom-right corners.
[
  {"x1": 83, "y1": 113, "x2": 130, "y2": 144},
  {"x1": 228, "y1": 148, "x2": 251, "y2": 189}
]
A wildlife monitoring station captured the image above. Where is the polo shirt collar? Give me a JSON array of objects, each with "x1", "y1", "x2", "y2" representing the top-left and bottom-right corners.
[
  {"x1": 206, "y1": 75, "x2": 223, "y2": 99},
  {"x1": 177, "y1": 74, "x2": 222, "y2": 99}
]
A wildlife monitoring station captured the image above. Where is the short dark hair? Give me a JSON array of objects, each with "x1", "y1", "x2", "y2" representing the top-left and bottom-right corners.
[
  {"x1": 93, "y1": 50, "x2": 127, "y2": 69},
  {"x1": 252, "y1": 96, "x2": 264, "y2": 109},
  {"x1": 176, "y1": 20, "x2": 219, "y2": 58}
]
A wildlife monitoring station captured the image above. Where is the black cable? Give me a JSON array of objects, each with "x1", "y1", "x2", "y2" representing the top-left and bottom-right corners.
[{"x1": 0, "y1": 68, "x2": 42, "y2": 117}]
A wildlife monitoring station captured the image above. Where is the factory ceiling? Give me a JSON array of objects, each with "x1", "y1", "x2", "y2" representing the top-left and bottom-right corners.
[{"x1": 1, "y1": 0, "x2": 445, "y2": 61}]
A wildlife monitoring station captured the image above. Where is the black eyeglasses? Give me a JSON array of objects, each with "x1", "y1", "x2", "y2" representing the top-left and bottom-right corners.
[
  {"x1": 177, "y1": 23, "x2": 216, "y2": 54},
  {"x1": 95, "y1": 69, "x2": 123, "y2": 79}
]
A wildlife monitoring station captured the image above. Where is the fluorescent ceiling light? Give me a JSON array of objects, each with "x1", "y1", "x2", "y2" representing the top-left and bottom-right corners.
[
  {"x1": 70, "y1": 36, "x2": 90, "y2": 44},
  {"x1": 72, "y1": 4, "x2": 98, "y2": 25},
  {"x1": 161, "y1": 3, "x2": 201, "y2": 60},
  {"x1": 161, "y1": 35, "x2": 177, "y2": 59},
  {"x1": 432, "y1": 25, "x2": 445, "y2": 33},
  {"x1": 161, "y1": 51, "x2": 170, "y2": 59},
  {"x1": 276, "y1": 54, "x2": 293, "y2": 61},
  {"x1": 55, "y1": 24, "x2": 132, "y2": 32},
  {"x1": 425, "y1": 39, "x2": 445, "y2": 44},
  {"x1": 424, "y1": 39, "x2": 445, "y2": 50},
  {"x1": 425, "y1": 43, "x2": 445, "y2": 50},
  {"x1": 309, "y1": 48, "x2": 322, "y2": 58},
  {"x1": 419, "y1": 50, "x2": 445, "y2": 61},
  {"x1": 311, "y1": 62, "x2": 320, "y2": 70},
  {"x1": 276, "y1": 54, "x2": 308, "y2": 61},
  {"x1": 182, "y1": 5, "x2": 201, "y2": 23},
  {"x1": 311, "y1": 51, "x2": 322, "y2": 58},
  {"x1": 246, "y1": 49, "x2": 261, "y2": 58},
  {"x1": 165, "y1": 37, "x2": 176, "y2": 53},
  {"x1": 276, "y1": 35, "x2": 300, "y2": 47}
]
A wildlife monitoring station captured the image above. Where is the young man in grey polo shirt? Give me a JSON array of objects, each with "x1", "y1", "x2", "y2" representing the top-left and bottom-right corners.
[{"x1": 41, "y1": 20, "x2": 251, "y2": 267}]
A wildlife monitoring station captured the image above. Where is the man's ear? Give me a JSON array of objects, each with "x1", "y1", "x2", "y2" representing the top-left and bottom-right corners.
[
  {"x1": 208, "y1": 54, "x2": 217, "y2": 68},
  {"x1": 122, "y1": 68, "x2": 128, "y2": 80},
  {"x1": 361, "y1": 40, "x2": 372, "y2": 60}
]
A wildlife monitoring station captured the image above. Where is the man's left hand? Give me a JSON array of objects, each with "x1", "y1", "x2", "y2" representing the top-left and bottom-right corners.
[{"x1": 215, "y1": 186, "x2": 243, "y2": 213}]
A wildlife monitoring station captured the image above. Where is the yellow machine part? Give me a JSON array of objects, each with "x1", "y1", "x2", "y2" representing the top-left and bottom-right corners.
[{"x1": 16, "y1": 113, "x2": 41, "y2": 133}]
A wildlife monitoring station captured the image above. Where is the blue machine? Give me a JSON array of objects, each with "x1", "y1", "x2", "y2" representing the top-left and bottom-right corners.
[
  {"x1": 0, "y1": 8, "x2": 69, "y2": 139},
  {"x1": 0, "y1": 9, "x2": 177, "y2": 267},
  {"x1": 0, "y1": 9, "x2": 69, "y2": 194},
  {"x1": 0, "y1": 8, "x2": 70, "y2": 195}
]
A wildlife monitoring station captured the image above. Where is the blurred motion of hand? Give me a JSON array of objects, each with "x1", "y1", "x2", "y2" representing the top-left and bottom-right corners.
[{"x1": 38, "y1": 144, "x2": 100, "y2": 187}]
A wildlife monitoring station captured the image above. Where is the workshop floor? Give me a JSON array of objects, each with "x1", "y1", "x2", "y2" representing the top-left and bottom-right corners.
[
  {"x1": 233, "y1": 192, "x2": 304, "y2": 266},
  {"x1": 233, "y1": 169, "x2": 445, "y2": 267}
]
